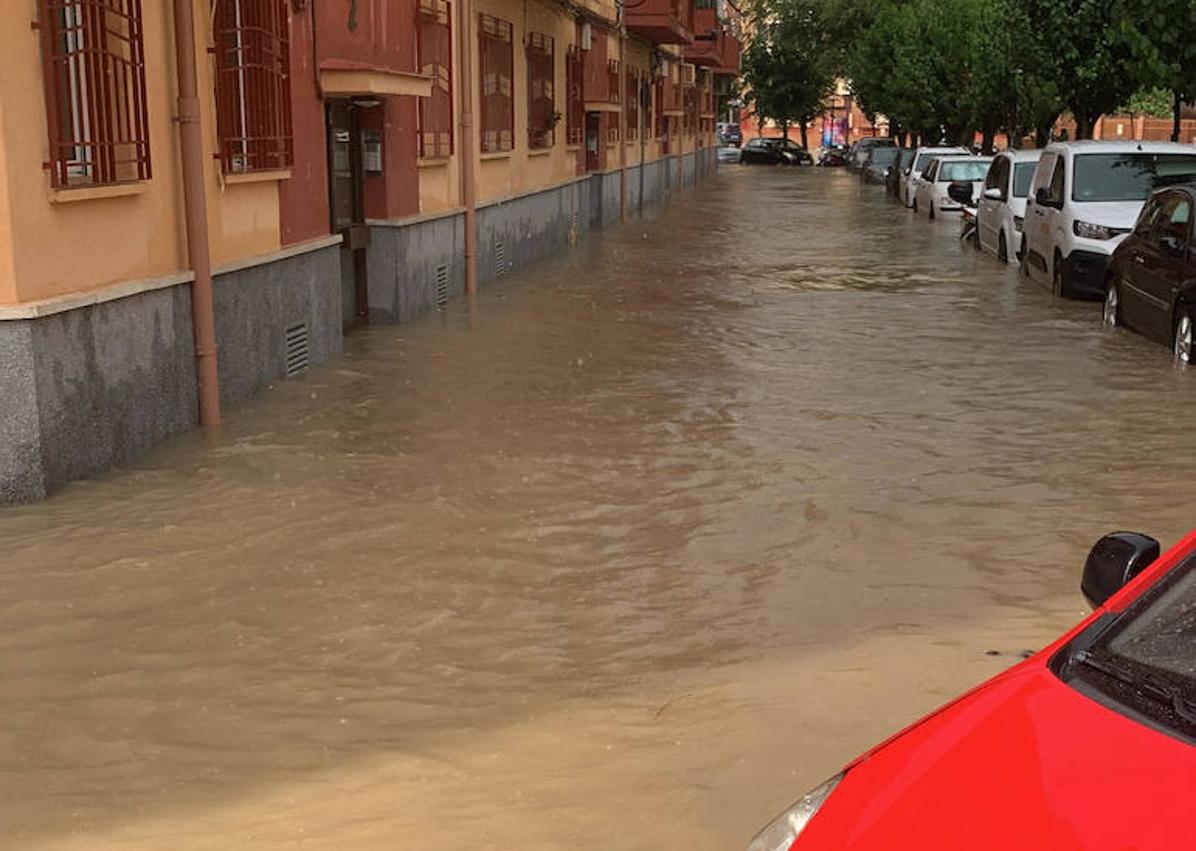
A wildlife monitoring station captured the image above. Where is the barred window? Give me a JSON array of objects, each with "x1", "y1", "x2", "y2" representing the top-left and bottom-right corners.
[
  {"x1": 526, "y1": 32, "x2": 554, "y2": 150},
  {"x1": 654, "y1": 75, "x2": 665, "y2": 139},
  {"x1": 213, "y1": 0, "x2": 293, "y2": 174},
  {"x1": 417, "y1": 0, "x2": 453, "y2": 158},
  {"x1": 479, "y1": 13, "x2": 513, "y2": 153},
  {"x1": 566, "y1": 45, "x2": 583, "y2": 146},
  {"x1": 606, "y1": 59, "x2": 620, "y2": 105},
  {"x1": 625, "y1": 68, "x2": 639, "y2": 142},
  {"x1": 38, "y1": 0, "x2": 151, "y2": 188},
  {"x1": 683, "y1": 85, "x2": 694, "y2": 134}
]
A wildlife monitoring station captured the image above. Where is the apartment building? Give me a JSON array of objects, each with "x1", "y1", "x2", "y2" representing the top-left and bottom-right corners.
[{"x1": 0, "y1": 0, "x2": 740, "y2": 503}]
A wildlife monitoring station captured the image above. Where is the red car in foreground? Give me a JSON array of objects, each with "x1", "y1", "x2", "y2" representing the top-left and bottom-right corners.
[{"x1": 749, "y1": 530, "x2": 1196, "y2": 851}]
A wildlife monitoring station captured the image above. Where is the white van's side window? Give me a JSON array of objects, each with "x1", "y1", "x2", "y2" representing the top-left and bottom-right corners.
[{"x1": 1047, "y1": 159, "x2": 1066, "y2": 205}]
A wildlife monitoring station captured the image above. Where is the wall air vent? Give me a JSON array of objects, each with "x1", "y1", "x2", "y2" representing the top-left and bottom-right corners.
[
  {"x1": 284, "y1": 323, "x2": 310, "y2": 377},
  {"x1": 435, "y1": 264, "x2": 450, "y2": 309},
  {"x1": 495, "y1": 241, "x2": 507, "y2": 278}
]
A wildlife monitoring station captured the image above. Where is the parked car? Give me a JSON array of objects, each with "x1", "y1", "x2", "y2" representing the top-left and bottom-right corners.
[
  {"x1": 1022, "y1": 140, "x2": 1196, "y2": 299},
  {"x1": 913, "y1": 156, "x2": 993, "y2": 218},
  {"x1": 718, "y1": 122, "x2": 743, "y2": 147},
  {"x1": 741, "y1": 138, "x2": 814, "y2": 166},
  {"x1": 848, "y1": 137, "x2": 896, "y2": 171},
  {"x1": 861, "y1": 147, "x2": 899, "y2": 185},
  {"x1": 885, "y1": 148, "x2": 915, "y2": 199},
  {"x1": 717, "y1": 145, "x2": 743, "y2": 164},
  {"x1": 900, "y1": 145, "x2": 970, "y2": 207},
  {"x1": 1102, "y1": 184, "x2": 1196, "y2": 362},
  {"x1": 818, "y1": 145, "x2": 850, "y2": 167},
  {"x1": 748, "y1": 528, "x2": 1196, "y2": 851},
  {"x1": 976, "y1": 149, "x2": 1042, "y2": 263}
]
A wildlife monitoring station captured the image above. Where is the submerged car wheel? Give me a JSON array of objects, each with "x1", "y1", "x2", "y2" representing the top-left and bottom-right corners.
[
  {"x1": 998, "y1": 231, "x2": 1009, "y2": 263},
  {"x1": 1102, "y1": 279, "x2": 1121, "y2": 328},
  {"x1": 929, "y1": 203, "x2": 936, "y2": 220},
  {"x1": 1174, "y1": 311, "x2": 1194, "y2": 365},
  {"x1": 912, "y1": 197, "x2": 918, "y2": 213},
  {"x1": 1052, "y1": 252, "x2": 1067, "y2": 297}
]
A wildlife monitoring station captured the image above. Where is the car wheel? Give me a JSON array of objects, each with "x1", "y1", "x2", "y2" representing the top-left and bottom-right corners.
[
  {"x1": 1102, "y1": 278, "x2": 1121, "y2": 328},
  {"x1": 912, "y1": 197, "x2": 919, "y2": 213},
  {"x1": 998, "y1": 231, "x2": 1009, "y2": 263},
  {"x1": 1174, "y1": 310, "x2": 1194, "y2": 366},
  {"x1": 929, "y1": 203, "x2": 936, "y2": 220}
]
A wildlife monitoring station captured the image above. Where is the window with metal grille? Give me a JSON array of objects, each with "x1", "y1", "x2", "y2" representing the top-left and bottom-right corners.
[
  {"x1": 526, "y1": 31, "x2": 554, "y2": 149},
  {"x1": 38, "y1": 0, "x2": 151, "y2": 188},
  {"x1": 417, "y1": 0, "x2": 453, "y2": 158},
  {"x1": 213, "y1": 0, "x2": 293, "y2": 174},
  {"x1": 606, "y1": 59, "x2": 620, "y2": 105},
  {"x1": 625, "y1": 68, "x2": 638, "y2": 141},
  {"x1": 683, "y1": 86, "x2": 695, "y2": 133},
  {"x1": 479, "y1": 13, "x2": 513, "y2": 153},
  {"x1": 566, "y1": 44, "x2": 583, "y2": 145},
  {"x1": 654, "y1": 74, "x2": 665, "y2": 140}
]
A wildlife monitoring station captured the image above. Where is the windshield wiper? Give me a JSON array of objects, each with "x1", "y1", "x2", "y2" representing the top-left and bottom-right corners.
[{"x1": 1073, "y1": 650, "x2": 1196, "y2": 725}]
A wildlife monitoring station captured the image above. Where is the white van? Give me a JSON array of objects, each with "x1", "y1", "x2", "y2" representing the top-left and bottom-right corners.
[
  {"x1": 977, "y1": 148, "x2": 1042, "y2": 263},
  {"x1": 1022, "y1": 141, "x2": 1196, "y2": 298}
]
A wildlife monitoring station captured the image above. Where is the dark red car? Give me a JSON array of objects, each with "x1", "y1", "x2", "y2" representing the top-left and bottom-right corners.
[
  {"x1": 748, "y1": 530, "x2": 1196, "y2": 851},
  {"x1": 1103, "y1": 184, "x2": 1196, "y2": 364}
]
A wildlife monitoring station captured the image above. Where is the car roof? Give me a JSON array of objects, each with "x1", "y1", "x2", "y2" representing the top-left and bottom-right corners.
[
  {"x1": 998, "y1": 148, "x2": 1044, "y2": 162},
  {"x1": 936, "y1": 155, "x2": 992, "y2": 162},
  {"x1": 1045, "y1": 140, "x2": 1196, "y2": 157}
]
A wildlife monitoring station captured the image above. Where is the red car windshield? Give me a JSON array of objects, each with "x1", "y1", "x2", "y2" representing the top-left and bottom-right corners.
[{"x1": 1106, "y1": 563, "x2": 1196, "y2": 686}]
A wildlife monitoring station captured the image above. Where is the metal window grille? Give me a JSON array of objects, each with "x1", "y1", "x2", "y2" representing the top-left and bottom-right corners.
[
  {"x1": 683, "y1": 86, "x2": 694, "y2": 133},
  {"x1": 417, "y1": 0, "x2": 453, "y2": 158},
  {"x1": 213, "y1": 0, "x2": 293, "y2": 174},
  {"x1": 38, "y1": 0, "x2": 151, "y2": 188},
  {"x1": 565, "y1": 44, "x2": 583, "y2": 145},
  {"x1": 479, "y1": 13, "x2": 513, "y2": 153},
  {"x1": 606, "y1": 59, "x2": 619, "y2": 105},
  {"x1": 625, "y1": 69, "x2": 638, "y2": 141},
  {"x1": 526, "y1": 32, "x2": 554, "y2": 150},
  {"x1": 607, "y1": 121, "x2": 619, "y2": 144}
]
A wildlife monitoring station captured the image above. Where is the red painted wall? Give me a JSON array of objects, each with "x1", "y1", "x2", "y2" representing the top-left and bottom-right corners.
[
  {"x1": 280, "y1": 4, "x2": 331, "y2": 246},
  {"x1": 281, "y1": 0, "x2": 423, "y2": 244}
]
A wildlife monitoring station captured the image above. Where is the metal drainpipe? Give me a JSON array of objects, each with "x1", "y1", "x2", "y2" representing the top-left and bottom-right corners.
[
  {"x1": 172, "y1": 0, "x2": 221, "y2": 426},
  {"x1": 618, "y1": 12, "x2": 627, "y2": 222},
  {"x1": 458, "y1": 0, "x2": 479, "y2": 295}
]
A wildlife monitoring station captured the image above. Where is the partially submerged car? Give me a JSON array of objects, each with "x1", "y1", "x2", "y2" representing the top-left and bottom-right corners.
[{"x1": 748, "y1": 529, "x2": 1196, "y2": 851}]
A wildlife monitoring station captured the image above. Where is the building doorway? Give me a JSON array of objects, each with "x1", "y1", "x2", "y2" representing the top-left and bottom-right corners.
[
  {"x1": 327, "y1": 100, "x2": 369, "y2": 328},
  {"x1": 585, "y1": 112, "x2": 602, "y2": 172}
]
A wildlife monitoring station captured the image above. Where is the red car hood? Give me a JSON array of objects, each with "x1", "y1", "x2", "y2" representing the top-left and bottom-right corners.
[{"x1": 799, "y1": 664, "x2": 1196, "y2": 850}]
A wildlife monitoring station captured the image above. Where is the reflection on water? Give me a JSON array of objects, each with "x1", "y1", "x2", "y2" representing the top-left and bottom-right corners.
[{"x1": 3, "y1": 169, "x2": 1194, "y2": 850}]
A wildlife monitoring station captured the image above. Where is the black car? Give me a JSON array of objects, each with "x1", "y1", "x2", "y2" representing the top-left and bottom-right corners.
[
  {"x1": 818, "y1": 145, "x2": 849, "y2": 167},
  {"x1": 1103, "y1": 184, "x2": 1196, "y2": 363},
  {"x1": 886, "y1": 148, "x2": 915, "y2": 198},
  {"x1": 861, "y1": 146, "x2": 900, "y2": 185},
  {"x1": 741, "y1": 137, "x2": 814, "y2": 166}
]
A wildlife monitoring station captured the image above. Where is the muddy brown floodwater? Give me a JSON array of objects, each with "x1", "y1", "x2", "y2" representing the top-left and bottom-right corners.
[{"x1": 4, "y1": 168, "x2": 1196, "y2": 851}]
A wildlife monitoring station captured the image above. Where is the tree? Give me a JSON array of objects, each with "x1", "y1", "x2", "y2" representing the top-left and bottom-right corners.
[
  {"x1": 740, "y1": 0, "x2": 838, "y2": 149},
  {"x1": 1115, "y1": 0, "x2": 1196, "y2": 140}
]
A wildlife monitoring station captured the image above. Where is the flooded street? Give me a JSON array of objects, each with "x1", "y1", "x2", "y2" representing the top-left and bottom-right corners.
[{"x1": 5, "y1": 167, "x2": 1196, "y2": 850}]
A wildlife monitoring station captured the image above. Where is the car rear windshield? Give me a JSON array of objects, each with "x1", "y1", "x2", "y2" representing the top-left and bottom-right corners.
[
  {"x1": 869, "y1": 148, "x2": 898, "y2": 166},
  {"x1": 1073, "y1": 153, "x2": 1196, "y2": 202},
  {"x1": 1012, "y1": 162, "x2": 1037, "y2": 197},
  {"x1": 939, "y1": 160, "x2": 991, "y2": 182}
]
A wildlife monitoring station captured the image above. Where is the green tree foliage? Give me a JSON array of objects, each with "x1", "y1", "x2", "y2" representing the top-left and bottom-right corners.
[
  {"x1": 1115, "y1": 0, "x2": 1196, "y2": 139},
  {"x1": 740, "y1": 0, "x2": 838, "y2": 149}
]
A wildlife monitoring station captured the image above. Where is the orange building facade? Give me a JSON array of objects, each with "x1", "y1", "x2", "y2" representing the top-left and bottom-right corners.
[{"x1": 0, "y1": 0, "x2": 741, "y2": 502}]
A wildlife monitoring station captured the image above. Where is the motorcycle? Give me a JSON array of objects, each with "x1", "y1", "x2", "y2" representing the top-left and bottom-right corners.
[{"x1": 948, "y1": 182, "x2": 979, "y2": 249}]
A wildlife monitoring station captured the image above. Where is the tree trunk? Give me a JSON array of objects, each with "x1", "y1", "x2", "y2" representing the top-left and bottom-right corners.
[
  {"x1": 981, "y1": 127, "x2": 995, "y2": 154},
  {"x1": 781, "y1": 119, "x2": 788, "y2": 140},
  {"x1": 799, "y1": 122, "x2": 808, "y2": 151},
  {"x1": 1074, "y1": 115, "x2": 1095, "y2": 140},
  {"x1": 1174, "y1": 89, "x2": 1183, "y2": 143}
]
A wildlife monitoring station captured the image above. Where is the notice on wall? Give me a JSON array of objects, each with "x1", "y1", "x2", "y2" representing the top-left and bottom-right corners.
[{"x1": 363, "y1": 130, "x2": 383, "y2": 175}]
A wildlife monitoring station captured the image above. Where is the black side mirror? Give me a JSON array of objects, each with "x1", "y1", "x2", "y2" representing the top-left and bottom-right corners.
[
  {"x1": 1035, "y1": 187, "x2": 1055, "y2": 209},
  {"x1": 1081, "y1": 532, "x2": 1160, "y2": 609},
  {"x1": 947, "y1": 182, "x2": 974, "y2": 205}
]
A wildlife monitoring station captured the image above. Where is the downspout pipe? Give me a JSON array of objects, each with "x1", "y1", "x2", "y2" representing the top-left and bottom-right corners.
[
  {"x1": 458, "y1": 0, "x2": 479, "y2": 294},
  {"x1": 172, "y1": 0, "x2": 221, "y2": 426},
  {"x1": 618, "y1": 5, "x2": 627, "y2": 222}
]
